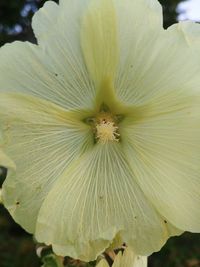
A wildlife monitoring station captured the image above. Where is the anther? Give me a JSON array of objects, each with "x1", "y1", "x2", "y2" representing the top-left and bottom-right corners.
[{"x1": 96, "y1": 120, "x2": 120, "y2": 144}]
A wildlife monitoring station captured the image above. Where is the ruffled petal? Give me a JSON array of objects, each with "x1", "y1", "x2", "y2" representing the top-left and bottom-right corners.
[
  {"x1": 1, "y1": 93, "x2": 92, "y2": 232},
  {"x1": 115, "y1": 11, "x2": 200, "y2": 107},
  {"x1": 113, "y1": 248, "x2": 147, "y2": 267},
  {"x1": 0, "y1": 1, "x2": 97, "y2": 110},
  {"x1": 36, "y1": 143, "x2": 172, "y2": 261},
  {"x1": 117, "y1": 19, "x2": 200, "y2": 232},
  {"x1": 31, "y1": 0, "x2": 95, "y2": 110},
  {"x1": 0, "y1": 41, "x2": 94, "y2": 110},
  {"x1": 121, "y1": 89, "x2": 200, "y2": 231}
]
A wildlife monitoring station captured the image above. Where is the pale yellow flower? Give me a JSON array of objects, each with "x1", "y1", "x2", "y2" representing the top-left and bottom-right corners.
[
  {"x1": 0, "y1": 0, "x2": 200, "y2": 262},
  {"x1": 96, "y1": 248, "x2": 147, "y2": 267}
]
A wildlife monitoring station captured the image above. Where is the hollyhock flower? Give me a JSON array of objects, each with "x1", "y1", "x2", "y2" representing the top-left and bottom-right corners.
[
  {"x1": 0, "y1": 0, "x2": 200, "y2": 262},
  {"x1": 96, "y1": 248, "x2": 147, "y2": 267}
]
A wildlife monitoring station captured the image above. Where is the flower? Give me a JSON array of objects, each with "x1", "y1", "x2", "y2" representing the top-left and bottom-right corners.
[
  {"x1": 96, "y1": 248, "x2": 147, "y2": 267},
  {"x1": 0, "y1": 0, "x2": 200, "y2": 262}
]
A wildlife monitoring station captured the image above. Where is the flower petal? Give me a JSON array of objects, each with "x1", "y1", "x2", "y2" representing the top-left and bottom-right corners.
[
  {"x1": 118, "y1": 20, "x2": 200, "y2": 231},
  {"x1": 0, "y1": 1, "x2": 96, "y2": 110},
  {"x1": 31, "y1": 0, "x2": 95, "y2": 110},
  {"x1": 122, "y1": 92, "x2": 200, "y2": 231},
  {"x1": 113, "y1": 248, "x2": 147, "y2": 267},
  {"x1": 113, "y1": 0, "x2": 163, "y2": 101},
  {"x1": 96, "y1": 259, "x2": 109, "y2": 267},
  {"x1": 81, "y1": 0, "x2": 118, "y2": 88},
  {"x1": 1, "y1": 93, "x2": 92, "y2": 232},
  {"x1": 36, "y1": 143, "x2": 172, "y2": 261},
  {"x1": 32, "y1": 1, "x2": 59, "y2": 42},
  {"x1": 115, "y1": 13, "x2": 200, "y2": 106}
]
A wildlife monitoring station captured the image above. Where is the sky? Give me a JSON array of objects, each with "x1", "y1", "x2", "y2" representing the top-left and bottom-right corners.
[{"x1": 178, "y1": 0, "x2": 200, "y2": 21}]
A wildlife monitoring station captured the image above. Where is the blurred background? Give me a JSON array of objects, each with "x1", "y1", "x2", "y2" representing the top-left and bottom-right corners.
[{"x1": 0, "y1": 0, "x2": 200, "y2": 266}]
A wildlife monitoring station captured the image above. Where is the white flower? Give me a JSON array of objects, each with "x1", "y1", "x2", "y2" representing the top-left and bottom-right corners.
[{"x1": 0, "y1": 0, "x2": 200, "y2": 262}]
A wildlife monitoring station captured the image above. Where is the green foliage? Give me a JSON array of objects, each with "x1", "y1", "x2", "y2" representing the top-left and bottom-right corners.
[{"x1": 41, "y1": 254, "x2": 64, "y2": 267}]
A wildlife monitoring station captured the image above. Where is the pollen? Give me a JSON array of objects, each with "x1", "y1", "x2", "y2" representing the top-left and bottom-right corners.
[{"x1": 96, "y1": 119, "x2": 120, "y2": 144}]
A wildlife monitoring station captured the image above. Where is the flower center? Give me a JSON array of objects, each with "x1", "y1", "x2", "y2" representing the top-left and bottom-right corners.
[
  {"x1": 84, "y1": 104, "x2": 122, "y2": 144},
  {"x1": 95, "y1": 115, "x2": 120, "y2": 144}
]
